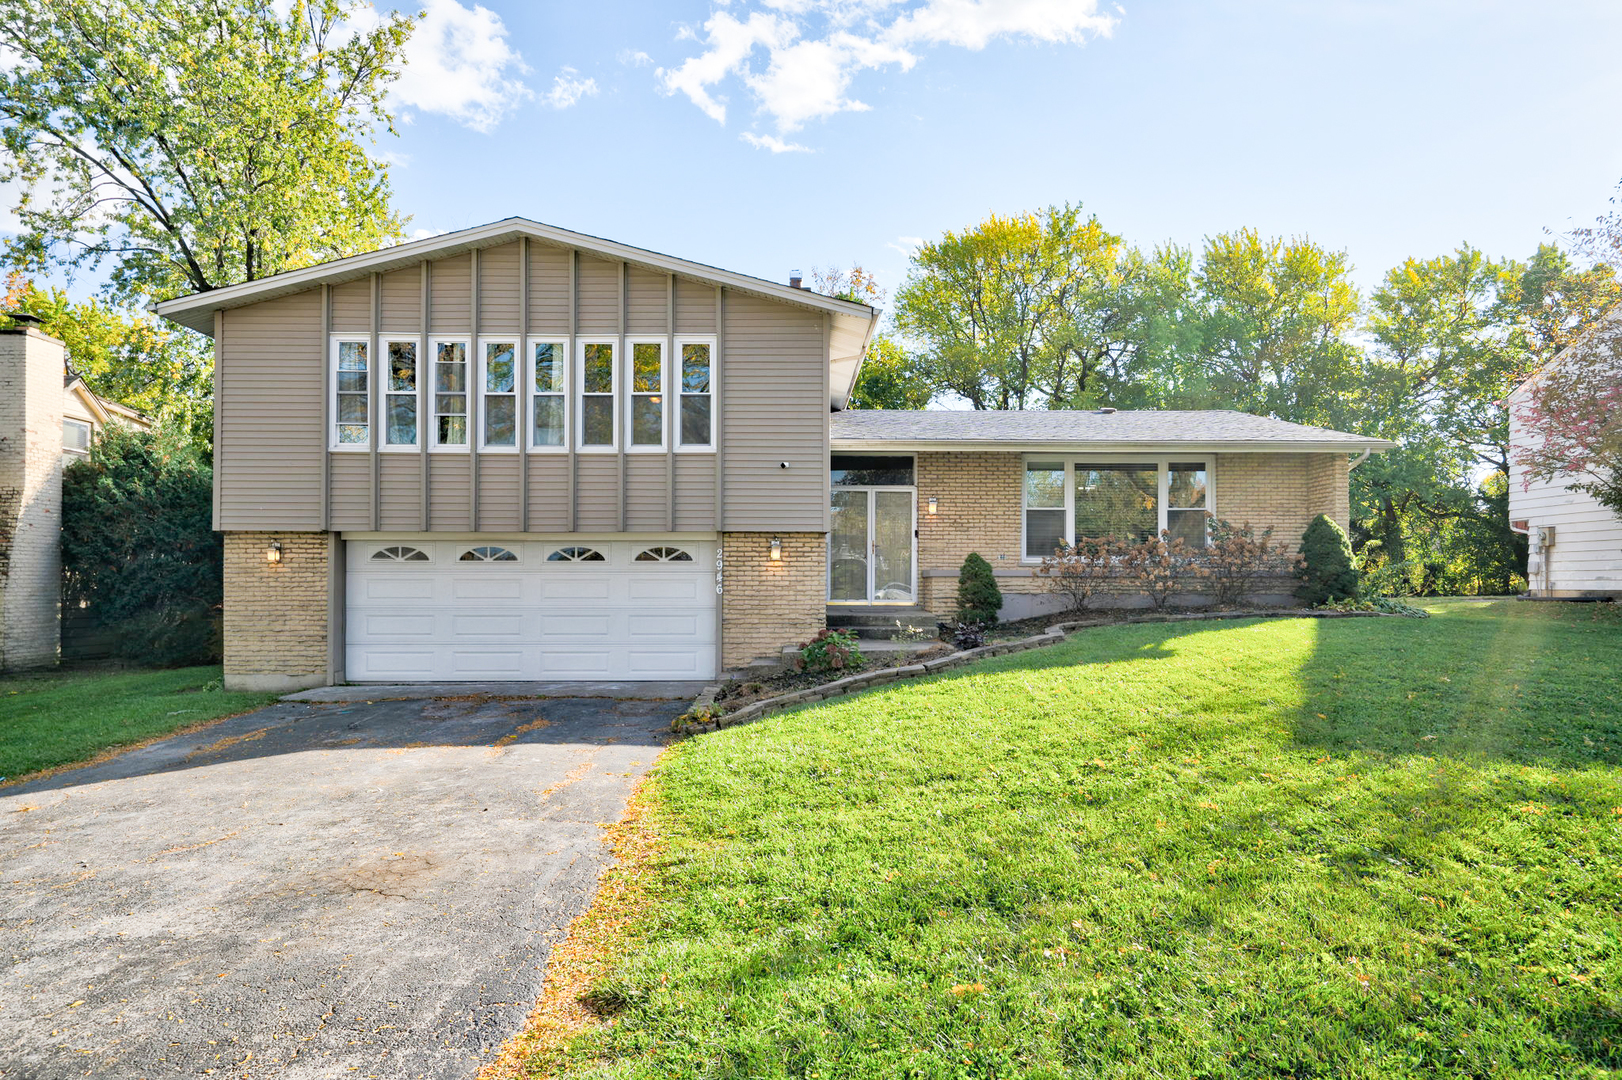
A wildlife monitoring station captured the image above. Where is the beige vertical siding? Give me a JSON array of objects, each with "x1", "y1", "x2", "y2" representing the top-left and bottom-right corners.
[
  {"x1": 526, "y1": 456, "x2": 571, "y2": 531},
  {"x1": 328, "y1": 453, "x2": 370, "y2": 530},
  {"x1": 722, "y1": 293, "x2": 827, "y2": 531},
  {"x1": 478, "y1": 241, "x2": 522, "y2": 332},
  {"x1": 213, "y1": 238, "x2": 847, "y2": 536},
  {"x1": 330, "y1": 279, "x2": 371, "y2": 333},
  {"x1": 380, "y1": 268, "x2": 421, "y2": 329},
  {"x1": 429, "y1": 456, "x2": 470, "y2": 528},
  {"x1": 675, "y1": 279, "x2": 717, "y2": 334},
  {"x1": 477, "y1": 454, "x2": 523, "y2": 530},
  {"x1": 576, "y1": 255, "x2": 620, "y2": 333},
  {"x1": 624, "y1": 456, "x2": 670, "y2": 529},
  {"x1": 378, "y1": 455, "x2": 422, "y2": 530},
  {"x1": 430, "y1": 254, "x2": 472, "y2": 331},
  {"x1": 675, "y1": 455, "x2": 716, "y2": 530},
  {"x1": 627, "y1": 268, "x2": 668, "y2": 333},
  {"x1": 575, "y1": 456, "x2": 621, "y2": 530},
  {"x1": 217, "y1": 292, "x2": 324, "y2": 530},
  {"x1": 528, "y1": 243, "x2": 572, "y2": 331}
]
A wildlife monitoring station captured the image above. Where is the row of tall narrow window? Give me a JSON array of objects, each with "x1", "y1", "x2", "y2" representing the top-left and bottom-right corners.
[
  {"x1": 334, "y1": 337, "x2": 714, "y2": 452},
  {"x1": 370, "y1": 544, "x2": 694, "y2": 563}
]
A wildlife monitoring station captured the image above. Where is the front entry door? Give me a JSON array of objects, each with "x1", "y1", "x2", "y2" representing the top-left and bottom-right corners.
[{"x1": 829, "y1": 488, "x2": 915, "y2": 603}]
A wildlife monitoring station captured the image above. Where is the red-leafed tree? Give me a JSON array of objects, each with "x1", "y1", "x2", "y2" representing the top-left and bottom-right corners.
[{"x1": 1513, "y1": 313, "x2": 1622, "y2": 520}]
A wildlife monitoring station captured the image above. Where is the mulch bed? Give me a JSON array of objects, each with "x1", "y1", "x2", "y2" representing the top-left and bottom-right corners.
[{"x1": 714, "y1": 644, "x2": 954, "y2": 711}]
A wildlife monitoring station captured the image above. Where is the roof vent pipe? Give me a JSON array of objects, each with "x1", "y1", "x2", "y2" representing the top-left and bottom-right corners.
[
  {"x1": 1097, "y1": 406, "x2": 1117, "y2": 414},
  {"x1": 789, "y1": 270, "x2": 802, "y2": 289}
]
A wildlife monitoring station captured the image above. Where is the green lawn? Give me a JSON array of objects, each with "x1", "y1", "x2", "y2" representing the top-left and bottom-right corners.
[
  {"x1": 0, "y1": 666, "x2": 277, "y2": 781},
  {"x1": 551, "y1": 600, "x2": 1622, "y2": 1079}
]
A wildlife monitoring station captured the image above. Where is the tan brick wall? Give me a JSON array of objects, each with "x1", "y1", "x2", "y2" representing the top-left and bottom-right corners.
[
  {"x1": 0, "y1": 329, "x2": 65, "y2": 671},
  {"x1": 915, "y1": 450, "x2": 1355, "y2": 615},
  {"x1": 722, "y1": 531, "x2": 825, "y2": 669},
  {"x1": 223, "y1": 531, "x2": 332, "y2": 691}
]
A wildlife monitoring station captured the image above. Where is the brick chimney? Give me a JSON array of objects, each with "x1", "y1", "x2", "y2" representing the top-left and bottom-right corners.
[
  {"x1": 0, "y1": 322, "x2": 66, "y2": 671},
  {"x1": 788, "y1": 270, "x2": 802, "y2": 290}
]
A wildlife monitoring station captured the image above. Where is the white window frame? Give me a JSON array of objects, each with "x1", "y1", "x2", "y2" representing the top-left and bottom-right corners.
[
  {"x1": 380, "y1": 336, "x2": 423, "y2": 452},
  {"x1": 525, "y1": 336, "x2": 570, "y2": 454},
  {"x1": 63, "y1": 418, "x2": 92, "y2": 455},
  {"x1": 576, "y1": 337, "x2": 618, "y2": 452},
  {"x1": 329, "y1": 335, "x2": 372, "y2": 451},
  {"x1": 625, "y1": 335, "x2": 668, "y2": 453},
  {"x1": 429, "y1": 337, "x2": 471, "y2": 453},
  {"x1": 477, "y1": 336, "x2": 522, "y2": 453},
  {"x1": 1019, "y1": 454, "x2": 1214, "y2": 563},
  {"x1": 674, "y1": 335, "x2": 716, "y2": 452}
]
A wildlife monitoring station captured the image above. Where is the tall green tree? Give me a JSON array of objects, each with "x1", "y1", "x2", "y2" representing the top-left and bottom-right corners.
[
  {"x1": 1192, "y1": 229, "x2": 1365, "y2": 427},
  {"x1": 895, "y1": 205, "x2": 1123, "y2": 409},
  {"x1": 0, "y1": 0, "x2": 412, "y2": 303},
  {"x1": 849, "y1": 334, "x2": 932, "y2": 409}
]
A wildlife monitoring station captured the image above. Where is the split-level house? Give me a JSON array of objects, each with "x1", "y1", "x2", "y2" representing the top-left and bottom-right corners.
[{"x1": 154, "y1": 220, "x2": 1393, "y2": 691}]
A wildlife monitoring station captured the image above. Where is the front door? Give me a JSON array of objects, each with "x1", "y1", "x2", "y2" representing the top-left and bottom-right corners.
[{"x1": 828, "y1": 488, "x2": 915, "y2": 604}]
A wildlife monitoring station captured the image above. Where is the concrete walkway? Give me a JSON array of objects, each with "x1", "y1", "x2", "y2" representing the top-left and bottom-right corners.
[{"x1": 0, "y1": 693, "x2": 683, "y2": 1079}]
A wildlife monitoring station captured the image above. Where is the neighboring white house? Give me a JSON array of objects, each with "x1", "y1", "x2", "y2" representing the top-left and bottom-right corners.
[{"x1": 1507, "y1": 372, "x2": 1622, "y2": 598}]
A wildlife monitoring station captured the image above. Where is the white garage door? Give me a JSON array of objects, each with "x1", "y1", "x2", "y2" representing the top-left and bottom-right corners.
[{"x1": 345, "y1": 536, "x2": 717, "y2": 682}]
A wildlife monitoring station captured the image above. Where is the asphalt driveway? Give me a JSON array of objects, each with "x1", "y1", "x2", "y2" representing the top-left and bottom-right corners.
[{"x1": 0, "y1": 691, "x2": 686, "y2": 1079}]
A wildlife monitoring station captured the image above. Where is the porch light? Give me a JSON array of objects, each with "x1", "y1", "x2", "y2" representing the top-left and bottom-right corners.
[
  {"x1": 769, "y1": 536, "x2": 782, "y2": 561},
  {"x1": 266, "y1": 540, "x2": 282, "y2": 565},
  {"x1": 927, "y1": 496, "x2": 938, "y2": 515}
]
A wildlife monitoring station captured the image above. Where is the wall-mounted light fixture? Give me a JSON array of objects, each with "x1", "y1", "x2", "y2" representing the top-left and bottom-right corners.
[
  {"x1": 266, "y1": 540, "x2": 283, "y2": 565},
  {"x1": 927, "y1": 496, "x2": 938, "y2": 516},
  {"x1": 769, "y1": 536, "x2": 782, "y2": 561}
]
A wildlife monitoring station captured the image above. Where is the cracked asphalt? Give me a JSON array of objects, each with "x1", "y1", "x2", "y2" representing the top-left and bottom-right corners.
[{"x1": 0, "y1": 693, "x2": 682, "y2": 1080}]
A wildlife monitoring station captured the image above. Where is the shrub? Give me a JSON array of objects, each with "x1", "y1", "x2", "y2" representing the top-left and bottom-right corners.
[
  {"x1": 1120, "y1": 532, "x2": 1193, "y2": 611},
  {"x1": 61, "y1": 424, "x2": 221, "y2": 666},
  {"x1": 1035, "y1": 535, "x2": 1120, "y2": 612},
  {"x1": 948, "y1": 621, "x2": 988, "y2": 650},
  {"x1": 1295, "y1": 514, "x2": 1359, "y2": 605},
  {"x1": 956, "y1": 552, "x2": 1003, "y2": 625},
  {"x1": 796, "y1": 628, "x2": 865, "y2": 673},
  {"x1": 1202, "y1": 519, "x2": 1298, "y2": 608}
]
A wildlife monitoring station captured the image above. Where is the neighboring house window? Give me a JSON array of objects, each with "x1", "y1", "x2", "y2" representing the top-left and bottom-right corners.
[
  {"x1": 579, "y1": 341, "x2": 615, "y2": 449},
  {"x1": 333, "y1": 339, "x2": 370, "y2": 446},
  {"x1": 482, "y1": 340, "x2": 518, "y2": 449},
  {"x1": 433, "y1": 340, "x2": 469, "y2": 448},
  {"x1": 629, "y1": 340, "x2": 664, "y2": 449},
  {"x1": 531, "y1": 340, "x2": 566, "y2": 449},
  {"x1": 385, "y1": 341, "x2": 418, "y2": 446},
  {"x1": 1022, "y1": 456, "x2": 1212, "y2": 560},
  {"x1": 635, "y1": 546, "x2": 693, "y2": 562},
  {"x1": 678, "y1": 339, "x2": 713, "y2": 448},
  {"x1": 372, "y1": 545, "x2": 430, "y2": 562},
  {"x1": 63, "y1": 418, "x2": 91, "y2": 455},
  {"x1": 459, "y1": 545, "x2": 518, "y2": 562},
  {"x1": 547, "y1": 546, "x2": 605, "y2": 562}
]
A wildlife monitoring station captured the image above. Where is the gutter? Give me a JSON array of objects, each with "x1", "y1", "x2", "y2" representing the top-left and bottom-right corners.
[{"x1": 830, "y1": 438, "x2": 1397, "y2": 454}]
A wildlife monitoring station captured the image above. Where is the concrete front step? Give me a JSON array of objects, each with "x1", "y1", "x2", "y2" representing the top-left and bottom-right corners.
[{"x1": 826, "y1": 606, "x2": 938, "y2": 640}]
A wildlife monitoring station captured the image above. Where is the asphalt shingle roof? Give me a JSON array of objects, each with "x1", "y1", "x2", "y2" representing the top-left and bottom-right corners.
[{"x1": 829, "y1": 409, "x2": 1394, "y2": 450}]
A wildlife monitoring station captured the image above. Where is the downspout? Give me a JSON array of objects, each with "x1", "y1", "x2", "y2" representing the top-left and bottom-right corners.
[{"x1": 1348, "y1": 449, "x2": 1371, "y2": 470}]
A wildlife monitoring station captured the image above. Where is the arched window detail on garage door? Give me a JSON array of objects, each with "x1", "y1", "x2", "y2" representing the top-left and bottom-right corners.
[
  {"x1": 546, "y1": 546, "x2": 605, "y2": 562},
  {"x1": 372, "y1": 545, "x2": 431, "y2": 562},
  {"x1": 459, "y1": 545, "x2": 519, "y2": 562},
  {"x1": 634, "y1": 546, "x2": 693, "y2": 562}
]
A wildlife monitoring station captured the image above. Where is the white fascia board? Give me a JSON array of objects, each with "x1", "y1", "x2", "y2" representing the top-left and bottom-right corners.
[
  {"x1": 830, "y1": 438, "x2": 1397, "y2": 454},
  {"x1": 153, "y1": 217, "x2": 879, "y2": 336}
]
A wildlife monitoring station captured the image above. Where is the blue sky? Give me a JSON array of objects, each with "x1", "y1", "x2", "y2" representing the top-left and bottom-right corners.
[{"x1": 26, "y1": 0, "x2": 1622, "y2": 305}]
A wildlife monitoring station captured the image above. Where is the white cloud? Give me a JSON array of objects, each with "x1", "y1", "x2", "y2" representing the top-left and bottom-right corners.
[
  {"x1": 388, "y1": 0, "x2": 531, "y2": 133},
  {"x1": 617, "y1": 48, "x2": 654, "y2": 67},
  {"x1": 660, "y1": 0, "x2": 1115, "y2": 133},
  {"x1": 740, "y1": 132, "x2": 814, "y2": 153},
  {"x1": 885, "y1": 234, "x2": 924, "y2": 256},
  {"x1": 544, "y1": 68, "x2": 599, "y2": 110}
]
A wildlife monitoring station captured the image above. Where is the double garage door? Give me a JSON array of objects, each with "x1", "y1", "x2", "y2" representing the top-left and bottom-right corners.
[{"x1": 345, "y1": 536, "x2": 717, "y2": 682}]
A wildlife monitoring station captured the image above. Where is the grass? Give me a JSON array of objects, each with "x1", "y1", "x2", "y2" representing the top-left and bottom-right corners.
[
  {"x1": 542, "y1": 600, "x2": 1622, "y2": 1079},
  {"x1": 0, "y1": 665, "x2": 277, "y2": 782}
]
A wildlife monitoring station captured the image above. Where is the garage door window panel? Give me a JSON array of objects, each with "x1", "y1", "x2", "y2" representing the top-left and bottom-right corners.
[
  {"x1": 635, "y1": 546, "x2": 693, "y2": 562},
  {"x1": 372, "y1": 545, "x2": 430, "y2": 562},
  {"x1": 459, "y1": 545, "x2": 519, "y2": 562},
  {"x1": 548, "y1": 546, "x2": 606, "y2": 562}
]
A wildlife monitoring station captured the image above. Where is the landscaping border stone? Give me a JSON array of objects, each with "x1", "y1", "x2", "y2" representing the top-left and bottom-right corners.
[{"x1": 674, "y1": 609, "x2": 1392, "y2": 735}]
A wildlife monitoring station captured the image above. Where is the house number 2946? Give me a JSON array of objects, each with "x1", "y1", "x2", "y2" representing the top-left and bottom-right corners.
[{"x1": 714, "y1": 548, "x2": 724, "y2": 595}]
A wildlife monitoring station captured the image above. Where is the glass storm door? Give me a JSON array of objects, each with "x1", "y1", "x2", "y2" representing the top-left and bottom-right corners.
[{"x1": 828, "y1": 488, "x2": 915, "y2": 603}]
